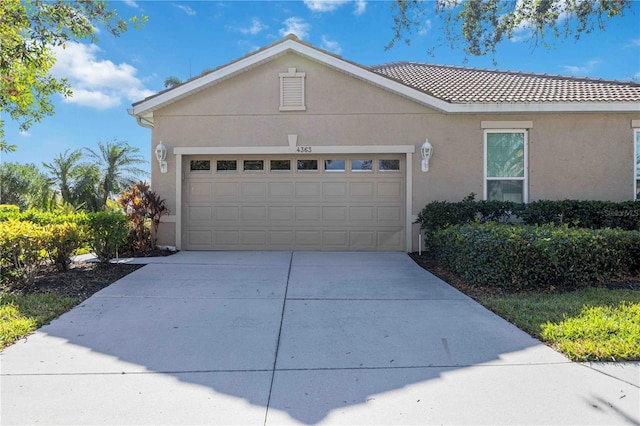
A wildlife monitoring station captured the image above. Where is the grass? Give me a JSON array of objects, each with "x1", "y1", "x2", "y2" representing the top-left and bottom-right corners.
[
  {"x1": 0, "y1": 293, "x2": 78, "y2": 349},
  {"x1": 479, "y1": 287, "x2": 640, "y2": 361}
]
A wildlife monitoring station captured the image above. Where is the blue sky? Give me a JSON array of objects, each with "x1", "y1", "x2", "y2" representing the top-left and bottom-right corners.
[{"x1": 3, "y1": 0, "x2": 640, "y2": 172}]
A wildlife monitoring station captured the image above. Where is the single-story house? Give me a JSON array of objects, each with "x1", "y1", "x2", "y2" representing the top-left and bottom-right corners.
[{"x1": 129, "y1": 35, "x2": 640, "y2": 252}]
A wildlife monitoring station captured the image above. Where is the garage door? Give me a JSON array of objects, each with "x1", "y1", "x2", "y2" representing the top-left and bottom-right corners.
[{"x1": 183, "y1": 155, "x2": 405, "y2": 251}]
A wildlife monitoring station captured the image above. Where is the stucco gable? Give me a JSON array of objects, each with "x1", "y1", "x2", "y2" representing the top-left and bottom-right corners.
[{"x1": 130, "y1": 35, "x2": 639, "y2": 127}]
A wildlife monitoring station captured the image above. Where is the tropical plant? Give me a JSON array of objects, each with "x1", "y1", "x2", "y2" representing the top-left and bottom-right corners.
[
  {"x1": 42, "y1": 149, "x2": 83, "y2": 205},
  {"x1": 85, "y1": 139, "x2": 148, "y2": 208},
  {"x1": 163, "y1": 76, "x2": 182, "y2": 89},
  {"x1": 119, "y1": 181, "x2": 169, "y2": 251}
]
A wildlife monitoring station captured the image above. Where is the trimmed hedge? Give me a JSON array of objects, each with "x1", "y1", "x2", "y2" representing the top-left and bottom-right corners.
[
  {"x1": 517, "y1": 200, "x2": 640, "y2": 230},
  {"x1": 416, "y1": 198, "x2": 640, "y2": 233},
  {"x1": 428, "y1": 222, "x2": 640, "y2": 289},
  {"x1": 0, "y1": 209, "x2": 88, "y2": 225}
]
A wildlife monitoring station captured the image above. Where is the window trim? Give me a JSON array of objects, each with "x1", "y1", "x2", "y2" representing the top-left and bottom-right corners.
[
  {"x1": 635, "y1": 129, "x2": 640, "y2": 200},
  {"x1": 483, "y1": 129, "x2": 528, "y2": 203}
]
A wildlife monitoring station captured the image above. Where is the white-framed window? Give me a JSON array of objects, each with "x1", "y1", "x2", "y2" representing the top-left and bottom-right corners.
[
  {"x1": 279, "y1": 67, "x2": 306, "y2": 111},
  {"x1": 484, "y1": 130, "x2": 528, "y2": 203},
  {"x1": 635, "y1": 129, "x2": 640, "y2": 200}
]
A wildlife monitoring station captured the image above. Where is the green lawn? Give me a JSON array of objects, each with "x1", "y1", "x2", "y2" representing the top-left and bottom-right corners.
[
  {"x1": 0, "y1": 293, "x2": 78, "y2": 349},
  {"x1": 479, "y1": 287, "x2": 640, "y2": 361}
]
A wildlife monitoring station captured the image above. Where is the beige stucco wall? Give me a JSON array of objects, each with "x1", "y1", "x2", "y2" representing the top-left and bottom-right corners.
[{"x1": 147, "y1": 52, "x2": 640, "y2": 250}]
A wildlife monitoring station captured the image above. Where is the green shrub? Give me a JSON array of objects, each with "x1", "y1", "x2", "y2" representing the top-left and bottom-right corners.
[
  {"x1": 416, "y1": 195, "x2": 517, "y2": 234},
  {"x1": 0, "y1": 205, "x2": 22, "y2": 222},
  {"x1": 428, "y1": 222, "x2": 640, "y2": 289},
  {"x1": 44, "y1": 222, "x2": 86, "y2": 271},
  {"x1": 417, "y1": 198, "x2": 640, "y2": 234},
  {"x1": 17, "y1": 209, "x2": 87, "y2": 226},
  {"x1": 0, "y1": 209, "x2": 87, "y2": 226},
  {"x1": 85, "y1": 212, "x2": 128, "y2": 263},
  {"x1": 518, "y1": 200, "x2": 640, "y2": 230},
  {"x1": 0, "y1": 204, "x2": 20, "y2": 213},
  {"x1": 0, "y1": 220, "x2": 49, "y2": 284}
]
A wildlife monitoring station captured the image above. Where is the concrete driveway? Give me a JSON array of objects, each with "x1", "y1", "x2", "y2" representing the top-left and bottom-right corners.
[{"x1": 1, "y1": 252, "x2": 638, "y2": 425}]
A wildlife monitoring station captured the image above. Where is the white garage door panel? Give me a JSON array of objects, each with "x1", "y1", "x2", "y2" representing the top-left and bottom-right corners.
[{"x1": 184, "y1": 155, "x2": 405, "y2": 251}]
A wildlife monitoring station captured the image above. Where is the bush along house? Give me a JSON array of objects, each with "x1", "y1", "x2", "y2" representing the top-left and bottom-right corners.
[{"x1": 129, "y1": 35, "x2": 640, "y2": 252}]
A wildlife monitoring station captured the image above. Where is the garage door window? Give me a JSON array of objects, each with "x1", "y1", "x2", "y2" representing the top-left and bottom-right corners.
[
  {"x1": 244, "y1": 160, "x2": 264, "y2": 172},
  {"x1": 190, "y1": 160, "x2": 210, "y2": 172},
  {"x1": 352, "y1": 159, "x2": 373, "y2": 172},
  {"x1": 217, "y1": 160, "x2": 237, "y2": 172},
  {"x1": 297, "y1": 159, "x2": 318, "y2": 172},
  {"x1": 379, "y1": 159, "x2": 400, "y2": 172},
  {"x1": 325, "y1": 159, "x2": 345, "y2": 172},
  {"x1": 271, "y1": 160, "x2": 291, "y2": 172}
]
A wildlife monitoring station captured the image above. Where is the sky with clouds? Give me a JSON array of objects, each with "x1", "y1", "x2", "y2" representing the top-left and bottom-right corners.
[{"x1": 3, "y1": 0, "x2": 640, "y2": 171}]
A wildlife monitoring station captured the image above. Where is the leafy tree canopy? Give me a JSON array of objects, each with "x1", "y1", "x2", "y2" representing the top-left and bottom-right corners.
[
  {"x1": 0, "y1": 0, "x2": 146, "y2": 146},
  {"x1": 388, "y1": 0, "x2": 631, "y2": 59}
]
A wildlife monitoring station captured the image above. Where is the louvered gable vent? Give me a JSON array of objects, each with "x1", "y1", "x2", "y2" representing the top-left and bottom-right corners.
[{"x1": 279, "y1": 67, "x2": 306, "y2": 111}]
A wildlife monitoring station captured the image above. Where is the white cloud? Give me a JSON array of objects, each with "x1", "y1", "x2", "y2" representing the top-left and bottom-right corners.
[
  {"x1": 279, "y1": 17, "x2": 311, "y2": 40},
  {"x1": 561, "y1": 59, "x2": 602, "y2": 76},
  {"x1": 50, "y1": 42, "x2": 154, "y2": 110},
  {"x1": 353, "y1": 0, "x2": 366, "y2": 15},
  {"x1": 174, "y1": 4, "x2": 196, "y2": 16},
  {"x1": 304, "y1": 0, "x2": 367, "y2": 15},
  {"x1": 122, "y1": 0, "x2": 139, "y2": 8},
  {"x1": 304, "y1": 0, "x2": 349, "y2": 12},
  {"x1": 240, "y1": 18, "x2": 268, "y2": 35},
  {"x1": 418, "y1": 19, "x2": 432, "y2": 36},
  {"x1": 626, "y1": 39, "x2": 640, "y2": 48},
  {"x1": 321, "y1": 36, "x2": 342, "y2": 54},
  {"x1": 19, "y1": 130, "x2": 31, "y2": 137}
]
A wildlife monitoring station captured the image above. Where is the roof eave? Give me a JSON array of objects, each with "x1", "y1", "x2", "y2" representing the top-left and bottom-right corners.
[{"x1": 448, "y1": 102, "x2": 640, "y2": 113}]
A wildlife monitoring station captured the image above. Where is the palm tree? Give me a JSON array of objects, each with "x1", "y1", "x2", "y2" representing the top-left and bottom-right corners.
[
  {"x1": 86, "y1": 140, "x2": 148, "y2": 208},
  {"x1": 163, "y1": 76, "x2": 182, "y2": 89},
  {"x1": 43, "y1": 149, "x2": 83, "y2": 205}
]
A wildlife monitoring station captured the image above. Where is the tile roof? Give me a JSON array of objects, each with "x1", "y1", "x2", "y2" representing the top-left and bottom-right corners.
[{"x1": 371, "y1": 62, "x2": 640, "y2": 104}]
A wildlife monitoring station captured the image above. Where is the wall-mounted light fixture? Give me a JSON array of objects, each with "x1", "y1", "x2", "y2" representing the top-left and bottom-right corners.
[
  {"x1": 155, "y1": 142, "x2": 168, "y2": 173},
  {"x1": 421, "y1": 139, "x2": 433, "y2": 172}
]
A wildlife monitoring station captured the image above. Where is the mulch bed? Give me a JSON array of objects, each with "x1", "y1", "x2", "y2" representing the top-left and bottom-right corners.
[{"x1": 1, "y1": 249, "x2": 175, "y2": 300}]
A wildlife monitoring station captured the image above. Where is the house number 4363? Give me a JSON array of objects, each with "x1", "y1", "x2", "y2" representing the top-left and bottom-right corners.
[{"x1": 296, "y1": 146, "x2": 312, "y2": 153}]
